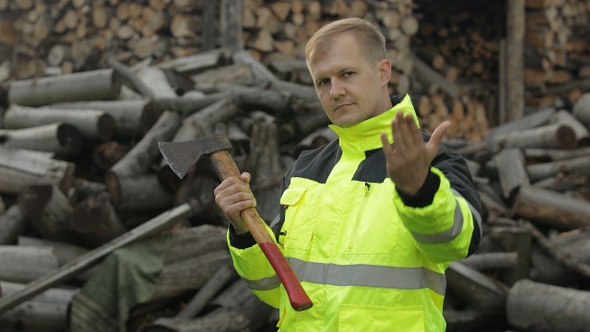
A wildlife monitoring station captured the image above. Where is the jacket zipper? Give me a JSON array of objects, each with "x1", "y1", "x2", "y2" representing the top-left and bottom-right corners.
[{"x1": 348, "y1": 183, "x2": 370, "y2": 250}]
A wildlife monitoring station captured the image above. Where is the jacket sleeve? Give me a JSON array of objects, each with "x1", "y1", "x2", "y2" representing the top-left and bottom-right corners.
[
  {"x1": 227, "y1": 223, "x2": 282, "y2": 308},
  {"x1": 393, "y1": 138, "x2": 482, "y2": 263},
  {"x1": 226, "y1": 174, "x2": 294, "y2": 309}
]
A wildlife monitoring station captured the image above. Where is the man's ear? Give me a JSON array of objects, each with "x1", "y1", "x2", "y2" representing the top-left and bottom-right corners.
[{"x1": 378, "y1": 59, "x2": 392, "y2": 86}]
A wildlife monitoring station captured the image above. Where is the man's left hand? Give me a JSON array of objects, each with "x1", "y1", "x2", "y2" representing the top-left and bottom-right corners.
[{"x1": 380, "y1": 112, "x2": 451, "y2": 196}]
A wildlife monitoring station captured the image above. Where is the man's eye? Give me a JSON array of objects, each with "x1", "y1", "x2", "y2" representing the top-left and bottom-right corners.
[
  {"x1": 318, "y1": 79, "x2": 330, "y2": 86},
  {"x1": 343, "y1": 71, "x2": 353, "y2": 78}
]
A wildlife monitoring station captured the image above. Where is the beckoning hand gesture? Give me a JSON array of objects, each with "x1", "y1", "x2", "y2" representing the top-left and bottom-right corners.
[{"x1": 380, "y1": 112, "x2": 451, "y2": 196}]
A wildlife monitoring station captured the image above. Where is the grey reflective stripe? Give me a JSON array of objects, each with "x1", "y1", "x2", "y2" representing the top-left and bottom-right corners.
[
  {"x1": 411, "y1": 198, "x2": 464, "y2": 244},
  {"x1": 244, "y1": 257, "x2": 447, "y2": 296},
  {"x1": 452, "y1": 188, "x2": 483, "y2": 239},
  {"x1": 242, "y1": 274, "x2": 281, "y2": 291},
  {"x1": 290, "y1": 258, "x2": 446, "y2": 296},
  {"x1": 412, "y1": 187, "x2": 484, "y2": 244},
  {"x1": 241, "y1": 259, "x2": 447, "y2": 296}
]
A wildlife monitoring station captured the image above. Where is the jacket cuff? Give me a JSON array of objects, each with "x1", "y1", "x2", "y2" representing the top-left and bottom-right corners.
[
  {"x1": 228, "y1": 225, "x2": 257, "y2": 249},
  {"x1": 396, "y1": 170, "x2": 440, "y2": 208}
]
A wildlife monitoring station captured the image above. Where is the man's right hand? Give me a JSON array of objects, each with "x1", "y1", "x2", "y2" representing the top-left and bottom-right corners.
[{"x1": 213, "y1": 172, "x2": 255, "y2": 234}]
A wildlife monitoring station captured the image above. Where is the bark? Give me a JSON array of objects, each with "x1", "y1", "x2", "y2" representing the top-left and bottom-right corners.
[
  {"x1": 0, "y1": 204, "x2": 191, "y2": 315},
  {"x1": 572, "y1": 92, "x2": 590, "y2": 125},
  {"x1": 494, "y1": 148, "x2": 529, "y2": 199},
  {"x1": 4, "y1": 105, "x2": 116, "y2": 141},
  {"x1": 17, "y1": 184, "x2": 79, "y2": 244},
  {"x1": 107, "y1": 173, "x2": 174, "y2": 211},
  {"x1": 490, "y1": 123, "x2": 577, "y2": 153},
  {"x1": 176, "y1": 265, "x2": 238, "y2": 319},
  {"x1": 70, "y1": 192, "x2": 127, "y2": 248},
  {"x1": 0, "y1": 246, "x2": 59, "y2": 283},
  {"x1": 8, "y1": 68, "x2": 122, "y2": 107},
  {"x1": 0, "y1": 123, "x2": 83, "y2": 156},
  {"x1": 0, "y1": 146, "x2": 74, "y2": 195},
  {"x1": 107, "y1": 110, "x2": 180, "y2": 182},
  {"x1": 512, "y1": 186, "x2": 590, "y2": 230},
  {"x1": 50, "y1": 99, "x2": 153, "y2": 137},
  {"x1": 0, "y1": 301, "x2": 68, "y2": 332},
  {"x1": 526, "y1": 155, "x2": 590, "y2": 182},
  {"x1": 507, "y1": 279, "x2": 590, "y2": 332},
  {"x1": 0, "y1": 205, "x2": 27, "y2": 245},
  {"x1": 143, "y1": 280, "x2": 272, "y2": 332}
]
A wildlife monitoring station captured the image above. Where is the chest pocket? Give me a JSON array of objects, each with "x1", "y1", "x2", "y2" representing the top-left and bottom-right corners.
[
  {"x1": 344, "y1": 189, "x2": 399, "y2": 255},
  {"x1": 279, "y1": 187, "x2": 315, "y2": 252}
]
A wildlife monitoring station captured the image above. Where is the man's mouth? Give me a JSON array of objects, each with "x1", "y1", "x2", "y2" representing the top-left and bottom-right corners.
[{"x1": 334, "y1": 103, "x2": 353, "y2": 111}]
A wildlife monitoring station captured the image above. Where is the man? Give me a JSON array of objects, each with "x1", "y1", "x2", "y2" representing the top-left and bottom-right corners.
[{"x1": 214, "y1": 17, "x2": 482, "y2": 331}]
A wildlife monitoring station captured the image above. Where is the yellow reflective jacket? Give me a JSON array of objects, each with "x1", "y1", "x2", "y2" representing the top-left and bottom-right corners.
[{"x1": 228, "y1": 94, "x2": 482, "y2": 331}]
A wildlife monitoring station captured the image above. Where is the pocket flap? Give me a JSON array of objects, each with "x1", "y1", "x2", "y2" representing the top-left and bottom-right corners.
[{"x1": 280, "y1": 187, "x2": 307, "y2": 205}]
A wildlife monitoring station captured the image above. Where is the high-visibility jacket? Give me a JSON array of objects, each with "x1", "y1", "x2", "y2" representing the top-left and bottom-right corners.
[{"x1": 228, "y1": 94, "x2": 482, "y2": 331}]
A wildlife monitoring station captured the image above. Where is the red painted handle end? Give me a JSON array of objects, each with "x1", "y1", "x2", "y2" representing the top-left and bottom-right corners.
[{"x1": 259, "y1": 242, "x2": 313, "y2": 311}]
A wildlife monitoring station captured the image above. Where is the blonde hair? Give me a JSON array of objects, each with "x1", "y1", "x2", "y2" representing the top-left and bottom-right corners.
[{"x1": 305, "y1": 17, "x2": 387, "y2": 65}]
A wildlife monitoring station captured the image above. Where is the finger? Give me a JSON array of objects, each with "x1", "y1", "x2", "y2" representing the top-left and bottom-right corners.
[
  {"x1": 380, "y1": 132, "x2": 393, "y2": 155},
  {"x1": 214, "y1": 177, "x2": 238, "y2": 192},
  {"x1": 404, "y1": 113, "x2": 422, "y2": 146},
  {"x1": 391, "y1": 113, "x2": 406, "y2": 149},
  {"x1": 394, "y1": 112, "x2": 414, "y2": 150},
  {"x1": 426, "y1": 120, "x2": 452, "y2": 153}
]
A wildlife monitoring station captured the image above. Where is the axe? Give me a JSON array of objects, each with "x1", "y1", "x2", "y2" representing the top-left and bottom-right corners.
[{"x1": 158, "y1": 134, "x2": 313, "y2": 311}]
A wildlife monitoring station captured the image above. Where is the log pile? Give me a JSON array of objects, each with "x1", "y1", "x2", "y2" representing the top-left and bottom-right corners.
[
  {"x1": 1, "y1": 0, "x2": 416, "y2": 88},
  {"x1": 0, "y1": 0, "x2": 588, "y2": 331},
  {"x1": 411, "y1": 0, "x2": 590, "y2": 139},
  {"x1": 446, "y1": 97, "x2": 590, "y2": 332},
  {"x1": 0, "y1": 44, "x2": 587, "y2": 331}
]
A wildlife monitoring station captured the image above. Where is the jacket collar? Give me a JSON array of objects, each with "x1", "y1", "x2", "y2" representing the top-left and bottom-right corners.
[{"x1": 329, "y1": 94, "x2": 419, "y2": 155}]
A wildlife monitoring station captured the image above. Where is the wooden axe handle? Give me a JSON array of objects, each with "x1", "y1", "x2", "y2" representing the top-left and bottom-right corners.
[{"x1": 210, "y1": 150, "x2": 313, "y2": 311}]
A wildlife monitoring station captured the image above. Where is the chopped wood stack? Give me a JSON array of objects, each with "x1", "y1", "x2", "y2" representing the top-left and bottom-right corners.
[
  {"x1": 0, "y1": 44, "x2": 588, "y2": 330},
  {"x1": 2, "y1": 0, "x2": 215, "y2": 80},
  {"x1": 1, "y1": 0, "x2": 417, "y2": 90},
  {"x1": 0, "y1": 0, "x2": 589, "y2": 331},
  {"x1": 411, "y1": 0, "x2": 590, "y2": 140},
  {"x1": 446, "y1": 97, "x2": 590, "y2": 332}
]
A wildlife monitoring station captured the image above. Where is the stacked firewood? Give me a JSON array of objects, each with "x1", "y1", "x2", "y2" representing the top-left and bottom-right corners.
[
  {"x1": 445, "y1": 95, "x2": 590, "y2": 332},
  {"x1": 0, "y1": 45, "x2": 589, "y2": 331},
  {"x1": 0, "y1": 1, "x2": 589, "y2": 331},
  {"x1": 1, "y1": 0, "x2": 218, "y2": 79},
  {"x1": 1, "y1": 0, "x2": 416, "y2": 88},
  {"x1": 410, "y1": 0, "x2": 590, "y2": 139}
]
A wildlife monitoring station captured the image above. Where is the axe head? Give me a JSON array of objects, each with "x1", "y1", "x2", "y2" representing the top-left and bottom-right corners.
[{"x1": 158, "y1": 134, "x2": 233, "y2": 179}]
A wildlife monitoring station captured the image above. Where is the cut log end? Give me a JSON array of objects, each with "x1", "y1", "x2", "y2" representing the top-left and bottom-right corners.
[
  {"x1": 105, "y1": 171, "x2": 121, "y2": 208},
  {"x1": 57, "y1": 124, "x2": 83, "y2": 155},
  {"x1": 555, "y1": 125, "x2": 577, "y2": 149},
  {"x1": 70, "y1": 199, "x2": 110, "y2": 233},
  {"x1": 97, "y1": 113, "x2": 117, "y2": 141},
  {"x1": 17, "y1": 184, "x2": 54, "y2": 217},
  {"x1": 139, "y1": 100, "x2": 163, "y2": 133}
]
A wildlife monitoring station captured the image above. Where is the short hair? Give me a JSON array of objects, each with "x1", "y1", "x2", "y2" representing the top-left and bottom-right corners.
[{"x1": 305, "y1": 17, "x2": 387, "y2": 66}]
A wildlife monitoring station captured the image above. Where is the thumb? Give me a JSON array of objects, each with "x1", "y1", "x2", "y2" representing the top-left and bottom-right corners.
[
  {"x1": 240, "y1": 172, "x2": 251, "y2": 184},
  {"x1": 426, "y1": 120, "x2": 451, "y2": 155}
]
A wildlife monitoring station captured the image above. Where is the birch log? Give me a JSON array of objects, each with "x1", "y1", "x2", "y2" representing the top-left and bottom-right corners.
[
  {"x1": 0, "y1": 205, "x2": 27, "y2": 245},
  {"x1": 0, "y1": 146, "x2": 75, "y2": 195},
  {"x1": 507, "y1": 279, "x2": 590, "y2": 332},
  {"x1": 0, "y1": 123, "x2": 83, "y2": 155},
  {"x1": 50, "y1": 99, "x2": 152, "y2": 136},
  {"x1": 0, "y1": 246, "x2": 59, "y2": 283},
  {"x1": 4, "y1": 105, "x2": 116, "y2": 141},
  {"x1": 8, "y1": 68, "x2": 122, "y2": 107},
  {"x1": 512, "y1": 186, "x2": 590, "y2": 230},
  {"x1": 17, "y1": 184, "x2": 78, "y2": 244}
]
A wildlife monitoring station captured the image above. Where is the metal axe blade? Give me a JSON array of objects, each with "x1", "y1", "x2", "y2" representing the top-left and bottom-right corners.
[{"x1": 158, "y1": 134, "x2": 233, "y2": 179}]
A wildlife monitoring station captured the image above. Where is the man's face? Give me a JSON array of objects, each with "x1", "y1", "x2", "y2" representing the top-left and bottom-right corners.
[{"x1": 307, "y1": 33, "x2": 391, "y2": 127}]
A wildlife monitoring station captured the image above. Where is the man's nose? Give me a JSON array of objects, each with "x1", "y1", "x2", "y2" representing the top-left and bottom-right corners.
[{"x1": 329, "y1": 79, "x2": 345, "y2": 99}]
